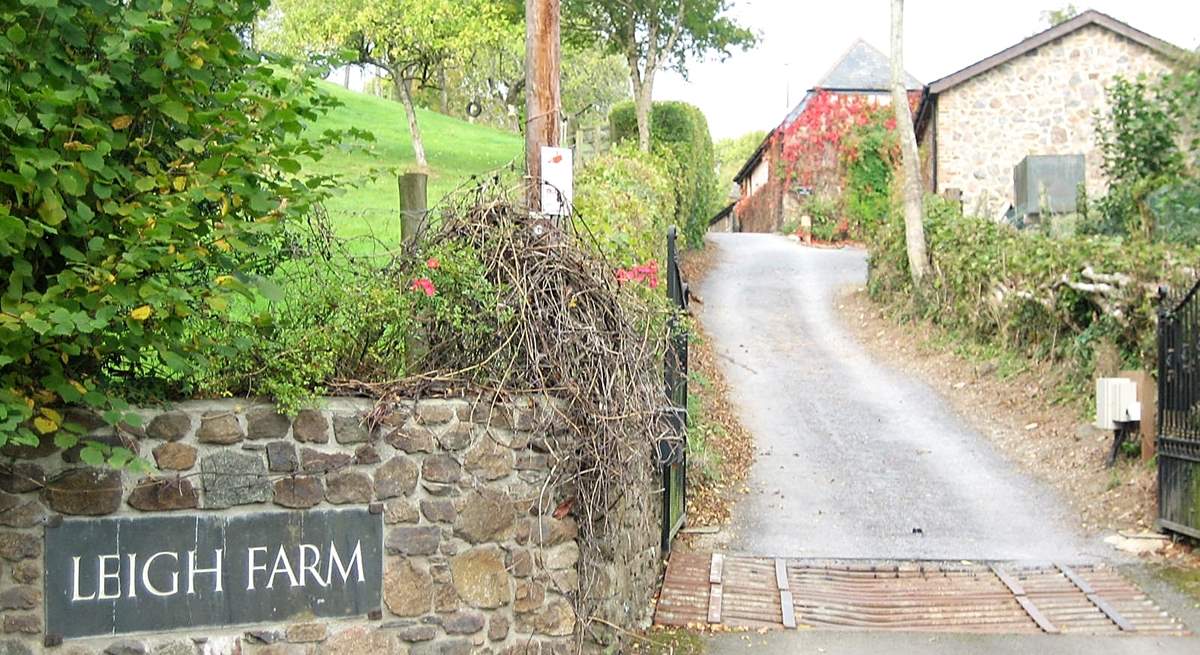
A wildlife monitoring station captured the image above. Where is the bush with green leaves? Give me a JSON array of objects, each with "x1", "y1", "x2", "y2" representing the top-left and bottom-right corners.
[
  {"x1": 610, "y1": 100, "x2": 719, "y2": 247},
  {"x1": 0, "y1": 0, "x2": 355, "y2": 463},
  {"x1": 869, "y1": 195, "x2": 1199, "y2": 399},
  {"x1": 1086, "y1": 69, "x2": 1200, "y2": 241},
  {"x1": 573, "y1": 145, "x2": 676, "y2": 267}
]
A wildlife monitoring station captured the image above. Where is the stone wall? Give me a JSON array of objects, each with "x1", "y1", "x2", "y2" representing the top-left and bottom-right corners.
[
  {"x1": 934, "y1": 24, "x2": 1172, "y2": 218},
  {"x1": 0, "y1": 396, "x2": 661, "y2": 654}
]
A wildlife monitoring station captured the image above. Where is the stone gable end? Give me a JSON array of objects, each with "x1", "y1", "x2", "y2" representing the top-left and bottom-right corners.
[{"x1": 934, "y1": 24, "x2": 1173, "y2": 218}]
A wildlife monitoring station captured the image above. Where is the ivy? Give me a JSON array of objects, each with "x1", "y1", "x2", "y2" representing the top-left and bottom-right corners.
[{"x1": 0, "y1": 0, "x2": 355, "y2": 462}]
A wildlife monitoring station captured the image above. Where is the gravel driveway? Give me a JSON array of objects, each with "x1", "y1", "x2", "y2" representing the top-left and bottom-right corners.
[{"x1": 694, "y1": 233, "x2": 1099, "y2": 561}]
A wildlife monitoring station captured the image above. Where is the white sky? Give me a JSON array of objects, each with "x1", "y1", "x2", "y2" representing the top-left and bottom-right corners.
[{"x1": 655, "y1": 0, "x2": 1200, "y2": 140}]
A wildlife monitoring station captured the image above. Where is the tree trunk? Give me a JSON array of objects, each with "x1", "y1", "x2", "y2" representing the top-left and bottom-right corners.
[
  {"x1": 438, "y1": 63, "x2": 449, "y2": 115},
  {"x1": 890, "y1": 0, "x2": 930, "y2": 285},
  {"x1": 633, "y1": 70, "x2": 655, "y2": 153},
  {"x1": 343, "y1": 66, "x2": 351, "y2": 89},
  {"x1": 394, "y1": 75, "x2": 429, "y2": 169}
]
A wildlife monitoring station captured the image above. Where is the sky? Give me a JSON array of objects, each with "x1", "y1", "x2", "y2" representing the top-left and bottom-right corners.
[{"x1": 655, "y1": 0, "x2": 1200, "y2": 140}]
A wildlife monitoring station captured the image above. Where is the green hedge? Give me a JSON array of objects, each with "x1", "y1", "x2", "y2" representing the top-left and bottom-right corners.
[
  {"x1": 574, "y1": 145, "x2": 676, "y2": 266},
  {"x1": 869, "y1": 197, "x2": 1199, "y2": 395},
  {"x1": 610, "y1": 101, "x2": 719, "y2": 247}
]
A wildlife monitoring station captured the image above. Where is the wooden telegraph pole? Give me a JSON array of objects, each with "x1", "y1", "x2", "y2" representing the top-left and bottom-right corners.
[{"x1": 524, "y1": 0, "x2": 562, "y2": 212}]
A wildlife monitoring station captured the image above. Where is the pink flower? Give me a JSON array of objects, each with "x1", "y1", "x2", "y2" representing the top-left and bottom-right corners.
[
  {"x1": 410, "y1": 277, "x2": 436, "y2": 297},
  {"x1": 426, "y1": 257, "x2": 440, "y2": 269},
  {"x1": 615, "y1": 260, "x2": 660, "y2": 288}
]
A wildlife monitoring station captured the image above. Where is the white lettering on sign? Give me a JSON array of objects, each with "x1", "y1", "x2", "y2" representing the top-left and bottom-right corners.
[{"x1": 68, "y1": 541, "x2": 362, "y2": 602}]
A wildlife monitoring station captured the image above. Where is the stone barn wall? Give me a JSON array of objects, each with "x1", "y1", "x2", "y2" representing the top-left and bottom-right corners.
[
  {"x1": 933, "y1": 23, "x2": 1172, "y2": 219},
  {"x1": 0, "y1": 396, "x2": 661, "y2": 654}
]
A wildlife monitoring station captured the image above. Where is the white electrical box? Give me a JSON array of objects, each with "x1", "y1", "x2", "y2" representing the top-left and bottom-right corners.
[
  {"x1": 540, "y1": 146, "x2": 573, "y2": 216},
  {"x1": 1095, "y1": 377, "x2": 1140, "y2": 429}
]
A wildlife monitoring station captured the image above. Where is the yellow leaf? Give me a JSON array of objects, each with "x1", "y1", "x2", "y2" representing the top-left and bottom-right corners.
[
  {"x1": 172, "y1": 176, "x2": 187, "y2": 192},
  {"x1": 215, "y1": 275, "x2": 234, "y2": 286},
  {"x1": 41, "y1": 408, "x2": 62, "y2": 424},
  {"x1": 213, "y1": 239, "x2": 231, "y2": 253},
  {"x1": 32, "y1": 416, "x2": 58, "y2": 434},
  {"x1": 188, "y1": 55, "x2": 204, "y2": 69},
  {"x1": 60, "y1": 351, "x2": 69, "y2": 364},
  {"x1": 167, "y1": 244, "x2": 176, "y2": 254},
  {"x1": 70, "y1": 380, "x2": 88, "y2": 395},
  {"x1": 130, "y1": 305, "x2": 153, "y2": 321},
  {"x1": 111, "y1": 115, "x2": 133, "y2": 130}
]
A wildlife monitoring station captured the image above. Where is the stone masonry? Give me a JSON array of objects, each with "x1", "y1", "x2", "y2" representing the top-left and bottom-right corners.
[
  {"x1": 934, "y1": 24, "x2": 1172, "y2": 218},
  {"x1": 0, "y1": 396, "x2": 662, "y2": 654}
]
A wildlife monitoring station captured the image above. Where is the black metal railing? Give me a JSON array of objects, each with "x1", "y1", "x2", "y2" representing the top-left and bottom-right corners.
[
  {"x1": 660, "y1": 226, "x2": 689, "y2": 553},
  {"x1": 1157, "y1": 280, "x2": 1200, "y2": 540}
]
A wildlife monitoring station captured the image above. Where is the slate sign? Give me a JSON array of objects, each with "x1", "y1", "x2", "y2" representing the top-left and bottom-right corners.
[{"x1": 45, "y1": 508, "x2": 382, "y2": 639}]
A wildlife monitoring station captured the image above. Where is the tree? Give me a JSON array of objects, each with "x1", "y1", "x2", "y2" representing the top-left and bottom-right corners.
[
  {"x1": 714, "y1": 130, "x2": 766, "y2": 187},
  {"x1": 890, "y1": 0, "x2": 929, "y2": 284},
  {"x1": 266, "y1": 0, "x2": 497, "y2": 168},
  {"x1": 415, "y1": 21, "x2": 629, "y2": 133},
  {"x1": 565, "y1": 0, "x2": 755, "y2": 152},
  {"x1": 1041, "y1": 4, "x2": 1078, "y2": 27}
]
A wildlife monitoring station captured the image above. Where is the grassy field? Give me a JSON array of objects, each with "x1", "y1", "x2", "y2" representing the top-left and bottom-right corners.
[{"x1": 307, "y1": 83, "x2": 523, "y2": 243}]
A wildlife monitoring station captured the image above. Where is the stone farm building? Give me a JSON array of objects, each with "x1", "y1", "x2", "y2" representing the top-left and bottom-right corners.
[
  {"x1": 723, "y1": 10, "x2": 1183, "y2": 233},
  {"x1": 728, "y1": 39, "x2": 922, "y2": 233},
  {"x1": 916, "y1": 9, "x2": 1180, "y2": 219}
]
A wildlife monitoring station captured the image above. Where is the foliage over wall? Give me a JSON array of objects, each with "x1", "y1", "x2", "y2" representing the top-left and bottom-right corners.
[
  {"x1": 770, "y1": 90, "x2": 905, "y2": 240},
  {"x1": 869, "y1": 196, "x2": 1198, "y2": 396},
  {"x1": 611, "y1": 100, "x2": 719, "y2": 247},
  {"x1": 0, "y1": 0, "x2": 357, "y2": 461}
]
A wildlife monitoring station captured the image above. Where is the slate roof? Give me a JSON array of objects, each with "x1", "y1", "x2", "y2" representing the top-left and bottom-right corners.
[
  {"x1": 781, "y1": 40, "x2": 922, "y2": 126},
  {"x1": 818, "y1": 39, "x2": 923, "y2": 91}
]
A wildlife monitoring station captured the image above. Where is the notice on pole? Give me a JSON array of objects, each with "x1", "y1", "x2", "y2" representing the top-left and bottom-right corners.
[
  {"x1": 44, "y1": 508, "x2": 382, "y2": 639},
  {"x1": 540, "y1": 146, "x2": 573, "y2": 216}
]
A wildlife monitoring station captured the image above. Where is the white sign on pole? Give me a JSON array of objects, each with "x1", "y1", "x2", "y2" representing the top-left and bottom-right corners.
[{"x1": 540, "y1": 146, "x2": 573, "y2": 216}]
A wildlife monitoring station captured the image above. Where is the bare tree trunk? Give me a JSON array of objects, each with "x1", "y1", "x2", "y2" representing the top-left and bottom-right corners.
[
  {"x1": 394, "y1": 75, "x2": 428, "y2": 169},
  {"x1": 633, "y1": 70, "x2": 655, "y2": 152},
  {"x1": 438, "y1": 63, "x2": 449, "y2": 115},
  {"x1": 343, "y1": 66, "x2": 351, "y2": 89},
  {"x1": 890, "y1": 0, "x2": 930, "y2": 285}
]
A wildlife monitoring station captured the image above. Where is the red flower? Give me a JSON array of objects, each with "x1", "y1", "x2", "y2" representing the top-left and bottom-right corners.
[
  {"x1": 426, "y1": 257, "x2": 440, "y2": 269},
  {"x1": 884, "y1": 118, "x2": 897, "y2": 130},
  {"x1": 615, "y1": 260, "x2": 659, "y2": 288},
  {"x1": 410, "y1": 277, "x2": 436, "y2": 297}
]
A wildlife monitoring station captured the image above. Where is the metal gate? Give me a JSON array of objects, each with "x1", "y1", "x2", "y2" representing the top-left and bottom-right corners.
[
  {"x1": 661, "y1": 226, "x2": 689, "y2": 553},
  {"x1": 1157, "y1": 280, "x2": 1200, "y2": 539}
]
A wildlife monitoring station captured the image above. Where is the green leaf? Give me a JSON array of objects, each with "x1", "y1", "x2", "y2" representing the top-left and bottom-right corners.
[
  {"x1": 6, "y1": 24, "x2": 26, "y2": 45},
  {"x1": 79, "y1": 445, "x2": 105, "y2": 466},
  {"x1": 160, "y1": 100, "x2": 188, "y2": 123}
]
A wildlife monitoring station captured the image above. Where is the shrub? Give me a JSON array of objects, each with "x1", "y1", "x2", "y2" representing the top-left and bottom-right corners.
[
  {"x1": 610, "y1": 101, "x2": 719, "y2": 247},
  {"x1": 573, "y1": 145, "x2": 676, "y2": 267},
  {"x1": 868, "y1": 196, "x2": 1199, "y2": 398},
  {"x1": 0, "y1": 0, "x2": 353, "y2": 460}
]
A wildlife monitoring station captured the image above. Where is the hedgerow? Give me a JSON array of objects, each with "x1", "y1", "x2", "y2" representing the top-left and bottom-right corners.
[
  {"x1": 868, "y1": 196, "x2": 1199, "y2": 396},
  {"x1": 573, "y1": 144, "x2": 676, "y2": 267},
  {"x1": 611, "y1": 100, "x2": 719, "y2": 247}
]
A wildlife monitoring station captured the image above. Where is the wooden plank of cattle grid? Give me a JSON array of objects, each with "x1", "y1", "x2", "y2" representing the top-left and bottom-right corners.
[
  {"x1": 774, "y1": 559, "x2": 796, "y2": 628},
  {"x1": 779, "y1": 590, "x2": 797, "y2": 628},
  {"x1": 1057, "y1": 563, "x2": 1135, "y2": 633},
  {"x1": 991, "y1": 564, "x2": 1059, "y2": 634},
  {"x1": 710, "y1": 553, "x2": 724, "y2": 584},
  {"x1": 707, "y1": 553, "x2": 724, "y2": 624},
  {"x1": 775, "y1": 559, "x2": 789, "y2": 591}
]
